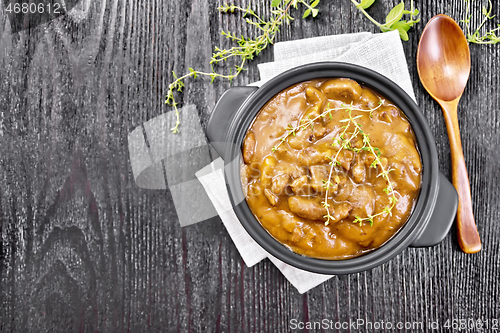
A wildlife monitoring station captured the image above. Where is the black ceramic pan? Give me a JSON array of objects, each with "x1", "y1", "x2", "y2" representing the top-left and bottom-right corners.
[{"x1": 206, "y1": 62, "x2": 458, "y2": 275}]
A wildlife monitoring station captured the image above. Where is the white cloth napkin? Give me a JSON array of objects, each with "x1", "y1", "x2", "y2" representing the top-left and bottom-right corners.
[{"x1": 196, "y1": 30, "x2": 416, "y2": 294}]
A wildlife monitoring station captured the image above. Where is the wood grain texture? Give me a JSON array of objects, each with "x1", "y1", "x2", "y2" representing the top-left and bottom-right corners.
[{"x1": 0, "y1": 0, "x2": 499, "y2": 332}]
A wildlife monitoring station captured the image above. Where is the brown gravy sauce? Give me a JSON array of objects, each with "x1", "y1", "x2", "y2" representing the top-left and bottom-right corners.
[{"x1": 241, "y1": 78, "x2": 422, "y2": 260}]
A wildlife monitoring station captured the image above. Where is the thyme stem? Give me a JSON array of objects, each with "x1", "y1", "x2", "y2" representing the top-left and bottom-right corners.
[
  {"x1": 350, "y1": 0, "x2": 382, "y2": 28},
  {"x1": 462, "y1": 0, "x2": 500, "y2": 45},
  {"x1": 271, "y1": 103, "x2": 382, "y2": 152},
  {"x1": 166, "y1": 0, "x2": 308, "y2": 133},
  {"x1": 271, "y1": 99, "x2": 396, "y2": 226},
  {"x1": 322, "y1": 104, "x2": 398, "y2": 226},
  {"x1": 165, "y1": 0, "x2": 423, "y2": 133},
  {"x1": 350, "y1": 0, "x2": 420, "y2": 40}
]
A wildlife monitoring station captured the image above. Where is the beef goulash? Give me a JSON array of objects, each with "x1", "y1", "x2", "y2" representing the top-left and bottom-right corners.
[{"x1": 240, "y1": 78, "x2": 422, "y2": 260}]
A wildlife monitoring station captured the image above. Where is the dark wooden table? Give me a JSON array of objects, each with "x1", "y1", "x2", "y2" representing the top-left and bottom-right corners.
[{"x1": 1, "y1": 0, "x2": 499, "y2": 332}]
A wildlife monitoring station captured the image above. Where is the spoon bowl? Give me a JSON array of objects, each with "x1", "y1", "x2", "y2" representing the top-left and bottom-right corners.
[
  {"x1": 417, "y1": 15, "x2": 471, "y2": 101},
  {"x1": 417, "y1": 14, "x2": 481, "y2": 253}
]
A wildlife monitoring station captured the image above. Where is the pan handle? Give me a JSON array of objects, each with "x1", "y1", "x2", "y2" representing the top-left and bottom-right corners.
[
  {"x1": 410, "y1": 172, "x2": 458, "y2": 247},
  {"x1": 206, "y1": 86, "x2": 259, "y2": 160}
]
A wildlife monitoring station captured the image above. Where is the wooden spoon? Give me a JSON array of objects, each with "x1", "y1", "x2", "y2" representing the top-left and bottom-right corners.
[{"x1": 417, "y1": 14, "x2": 481, "y2": 253}]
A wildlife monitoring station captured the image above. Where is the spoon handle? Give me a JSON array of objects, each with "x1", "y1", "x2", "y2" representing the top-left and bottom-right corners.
[{"x1": 441, "y1": 100, "x2": 481, "y2": 253}]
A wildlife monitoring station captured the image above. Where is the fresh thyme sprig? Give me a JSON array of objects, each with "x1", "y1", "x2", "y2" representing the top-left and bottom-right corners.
[
  {"x1": 321, "y1": 108, "x2": 367, "y2": 226},
  {"x1": 166, "y1": 0, "x2": 423, "y2": 133},
  {"x1": 462, "y1": 0, "x2": 500, "y2": 44},
  {"x1": 166, "y1": 0, "x2": 321, "y2": 133},
  {"x1": 320, "y1": 103, "x2": 398, "y2": 226},
  {"x1": 350, "y1": 0, "x2": 420, "y2": 41},
  {"x1": 271, "y1": 103, "x2": 382, "y2": 153}
]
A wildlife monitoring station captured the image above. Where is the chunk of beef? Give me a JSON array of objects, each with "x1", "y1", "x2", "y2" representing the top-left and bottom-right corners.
[
  {"x1": 374, "y1": 109, "x2": 393, "y2": 123},
  {"x1": 337, "y1": 150, "x2": 354, "y2": 171},
  {"x1": 242, "y1": 132, "x2": 256, "y2": 163},
  {"x1": 288, "y1": 196, "x2": 352, "y2": 223},
  {"x1": 260, "y1": 155, "x2": 276, "y2": 187},
  {"x1": 320, "y1": 78, "x2": 362, "y2": 104},
  {"x1": 302, "y1": 101, "x2": 322, "y2": 119},
  {"x1": 305, "y1": 86, "x2": 327, "y2": 105},
  {"x1": 328, "y1": 202, "x2": 353, "y2": 224},
  {"x1": 348, "y1": 185, "x2": 375, "y2": 218},
  {"x1": 240, "y1": 164, "x2": 250, "y2": 196},
  {"x1": 279, "y1": 210, "x2": 298, "y2": 233},
  {"x1": 384, "y1": 133, "x2": 422, "y2": 174},
  {"x1": 364, "y1": 154, "x2": 388, "y2": 171},
  {"x1": 271, "y1": 173, "x2": 290, "y2": 195},
  {"x1": 351, "y1": 156, "x2": 366, "y2": 183},
  {"x1": 359, "y1": 88, "x2": 382, "y2": 108},
  {"x1": 391, "y1": 162, "x2": 420, "y2": 192},
  {"x1": 264, "y1": 189, "x2": 279, "y2": 206},
  {"x1": 281, "y1": 165, "x2": 307, "y2": 179},
  {"x1": 288, "y1": 196, "x2": 325, "y2": 221},
  {"x1": 297, "y1": 147, "x2": 331, "y2": 166},
  {"x1": 309, "y1": 164, "x2": 335, "y2": 194},
  {"x1": 288, "y1": 127, "x2": 313, "y2": 150},
  {"x1": 278, "y1": 211, "x2": 304, "y2": 243},
  {"x1": 335, "y1": 177, "x2": 354, "y2": 202},
  {"x1": 290, "y1": 175, "x2": 315, "y2": 195}
]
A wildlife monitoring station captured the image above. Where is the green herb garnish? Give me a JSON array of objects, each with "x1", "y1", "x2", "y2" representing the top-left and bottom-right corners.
[
  {"x1": 322, "y1": 103, "x2": 398, "y2": 226},
  {"x1": 462, "y1": 0, "x2": 500, "y2": 44},
  {"x1": 350, "y1": 0, "x2": 420, "y2": 41},
  {"x1": 166, "y1": 0, "x2": 422, "y2": 133},
  {"x1": 272, "y1": 101, "x2": 398, "y2": 227},
  {"x1": 166, "y1": 0, "x2": 321, "y2": 133}
]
